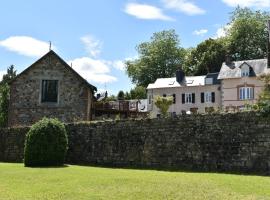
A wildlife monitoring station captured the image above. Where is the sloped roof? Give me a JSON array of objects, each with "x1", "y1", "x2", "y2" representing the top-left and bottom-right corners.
[
  {"x1": 10, "y1": 50, "x2": 97, "y2": 92},
  {"x1": 218, "y1": 59, "x2": 270, "y2": 79},
  {"x1": 147, "y1": 76, "x2": 206, "y2": 89}
]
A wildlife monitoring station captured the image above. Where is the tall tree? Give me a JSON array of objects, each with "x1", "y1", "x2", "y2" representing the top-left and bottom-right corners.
[
  {"x1": 126, "y1": 30, "x2": 185, "y2": 87},
  {"x1": 0, "y1": 65, "x2": 17, "y2": 127},
  {"x1": 117, "y1": 90, "x2": 125, "y2": 100},
  {"x1": 130, "y1": 86, "x2": 147, "y2": 99},
  {"x1": 227, "y1": 7, "x2": 270, "y2": 61},
  {"x1": 183, "y1": 39, "x2": 226, "y2": 75}
]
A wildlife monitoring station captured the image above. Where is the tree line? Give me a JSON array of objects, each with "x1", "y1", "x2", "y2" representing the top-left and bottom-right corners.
[{"x1": 125, "y1": 7, "x2": 270, "y2": 88}]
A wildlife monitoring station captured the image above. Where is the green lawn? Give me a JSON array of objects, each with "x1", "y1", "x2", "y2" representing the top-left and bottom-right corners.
[{"x1": 0, "y1": 163, "x2": 270, "y2": 200}]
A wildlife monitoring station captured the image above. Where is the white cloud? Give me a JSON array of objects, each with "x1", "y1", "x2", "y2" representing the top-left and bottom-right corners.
[
  {"x1": 124, "y1": 3, "x2": 174, "y2": 21},
  {"x1": 212, "y1": 24, "x2": 231, "y2": 39},
  {"x1": 0, "y1": 36, "x2": 54, "y2": 57},
  {"x1": 193, "y1": 29, "x2": 208, "y2": 36},
  {"x1": 69, "y1": 57, "x2": 117, "y2": 84},
  {"x1": 222, "y1": 0, "x2": 270, "y2": 8},
  {"x1": 108, "y1": 60, "x2": 126, "y2": 71},
  {"x1": 80, "y1": 35, "x2": 102, "y2": 58},
  {"x1": 162, "y1": 0, "x2": 205, "y2": 15}
]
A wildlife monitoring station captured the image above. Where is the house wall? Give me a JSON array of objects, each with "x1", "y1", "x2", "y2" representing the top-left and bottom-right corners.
[
  {"x1": 148, "y1": 84, "x2": 221, "y2": 116},
  {"x1": 221, "y1": 77, "x2": 264, "y2": 110},
  {"x1": 8, "y1": 53, "x2": 93, "y2": 127}
]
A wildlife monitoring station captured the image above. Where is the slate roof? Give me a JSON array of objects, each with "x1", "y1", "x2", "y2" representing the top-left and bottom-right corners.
[
  {"x1": 147, "y1": 76, "x2": 206, "y2": 89},
  {"x1": 218, "y1": 59, "x2": 270, "y2": 79}
]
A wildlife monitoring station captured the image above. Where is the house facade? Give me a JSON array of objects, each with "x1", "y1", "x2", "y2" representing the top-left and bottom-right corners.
[
  {"x1": 147, "y1": 59, "x2": 270, "y2": 116},
  {"x1": 8, "y1": 50, "x2": 97, "y2": 127},
  {"x1": 147, "y1": 71, "x2": 221, "y2": 116},
  {"x1": 218, "y1": 59, "x2": 270, "y2": 111}
]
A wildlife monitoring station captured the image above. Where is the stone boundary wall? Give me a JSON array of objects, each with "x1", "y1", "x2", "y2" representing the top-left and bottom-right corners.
[{"x1": 1, "y1": 112, "x2": 270, "y2": 173}]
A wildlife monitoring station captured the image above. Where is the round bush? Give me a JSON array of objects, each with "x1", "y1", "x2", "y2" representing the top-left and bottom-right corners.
[{"x1": 24, "y1": 118, "x2": 68, "y2": 167}]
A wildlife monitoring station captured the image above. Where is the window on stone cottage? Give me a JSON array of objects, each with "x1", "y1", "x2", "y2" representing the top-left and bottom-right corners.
[{"x1": 41, "y1": 80, "x2": 58, "y2": 103}]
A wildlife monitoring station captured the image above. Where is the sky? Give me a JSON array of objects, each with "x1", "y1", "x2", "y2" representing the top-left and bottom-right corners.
[{"x1": 0, "y1": 0, "x2": 270, "y2": 95}]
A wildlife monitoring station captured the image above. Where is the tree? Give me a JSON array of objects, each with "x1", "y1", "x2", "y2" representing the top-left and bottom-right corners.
[
  {"x1": 257, "y1": 74, "x2": 270, "y2": 115},
  {"x1": 154, "y1": 95, "x2": 173, "y2": 117},
  {"x1": 117, "y1": 90, "x2": 125, "y2": 100},
  {"x1": 227, "y1": 7, "x2": 270, "y2": 61},
  {"x1": 184, "y1": 39, "x2": 226, "y2": 75},
  {"x1": 0, "y1": 65, "x2": 17, "y2": 127},
  {"x1": 126, "y1": 30, "x2": 185, "y2": 87},
  {"x1": 130, "y1": 86, "x2": 147, "y2": 99}
]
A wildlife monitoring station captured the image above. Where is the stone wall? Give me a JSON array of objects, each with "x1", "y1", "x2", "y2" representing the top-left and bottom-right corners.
[
  {"x1": 1, "y1": 113, "x2": 270, "y2": 173},
  {"x1": 8, "y1": 51, "x2": 94, "y2": 127}
]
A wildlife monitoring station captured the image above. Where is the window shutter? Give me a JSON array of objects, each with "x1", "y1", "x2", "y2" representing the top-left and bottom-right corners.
[
  {"x1": 192, "y1": 93, "x2": 195, "y2": 104},
  {"x1": 182, "y1": 94, "x2": 185, "y2": 104},
  {"x1": 251, "y1": 88, "x2": 254, "y2": 99},
  {"x1": 201, "y1": 92, "x2": 204, "y2": 103},
  {"x1": 211, "y1": 92, "x2": 215, "y2": 103},
  {"x1": 173, "y1": 94, "x2": 176, "y2": 104}
]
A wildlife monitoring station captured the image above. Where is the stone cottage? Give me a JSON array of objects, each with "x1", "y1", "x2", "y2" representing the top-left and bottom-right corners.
[{"x1": 8, "y1": 50, "x2": 97, "y2": 127}]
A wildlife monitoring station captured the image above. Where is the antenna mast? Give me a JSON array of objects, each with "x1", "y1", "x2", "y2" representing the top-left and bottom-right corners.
[{"x1": 49, "y1": 41, "x2": 52, "y2": 51}]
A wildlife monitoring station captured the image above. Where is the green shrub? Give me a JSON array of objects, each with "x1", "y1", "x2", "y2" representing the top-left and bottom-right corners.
[{"x1": 24, "y1": 118, "x2": 68, "y2": 167}]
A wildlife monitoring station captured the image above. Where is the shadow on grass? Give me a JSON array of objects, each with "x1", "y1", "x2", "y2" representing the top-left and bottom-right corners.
[
  {"x1": 67, "y1": 162, "x2": 270, "y2": 177},
  {"x1": 24, "y1": 164, "x2": 69, "y2": 169}
]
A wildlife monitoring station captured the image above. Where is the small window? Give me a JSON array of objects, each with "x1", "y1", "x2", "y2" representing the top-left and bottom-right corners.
[
  {"x1": 239, "y1": 87, "x2": 254, "y2": 100},
  {"x1": 205, "y1": 92, "x2": 212, "y2": 103},
  {"x1": 185, "y1": 93, "x2": 193, "y2": 104},
  {"x1": 241, "y1": 66, "x2": 249, "y2": 77},
  {"x1": 41, "y1": 80, "x2": 58, "y2": 103}
]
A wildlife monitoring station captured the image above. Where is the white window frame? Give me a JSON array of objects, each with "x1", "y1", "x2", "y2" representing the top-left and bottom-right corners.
[
  {"x1": 239, "y1": 87, "x2": 253, "y2": 100},
  {"x1": 205, "y1": 92, "x2": 212, "y2": 103},
  {"x1": 185, "y1": 93, "x2": 192, "y2": 104}
]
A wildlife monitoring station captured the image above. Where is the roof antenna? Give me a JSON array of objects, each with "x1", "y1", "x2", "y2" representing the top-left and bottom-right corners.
[
  {"x1": 70, "y1": 62, "x2": 73, "y2": 68},
  {"x1": 49, "y1": 41, "x2": 52, "y2": 51}
]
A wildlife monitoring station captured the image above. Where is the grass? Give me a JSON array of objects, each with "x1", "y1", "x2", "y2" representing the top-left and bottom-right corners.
[{"x1": 0, "y1": 163, "x2": 270, "y2": 200}]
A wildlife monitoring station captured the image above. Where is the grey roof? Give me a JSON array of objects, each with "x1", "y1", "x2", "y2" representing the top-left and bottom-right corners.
[{"x1": 218, "y1": 59, "x2": 270, "y2": 79}]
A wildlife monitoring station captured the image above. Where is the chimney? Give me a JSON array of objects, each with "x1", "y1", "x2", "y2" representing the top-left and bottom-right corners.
[
  {"x1": 176, "y1": 69, "x2": 185, "y2": 84},
  {"x1": 225, "y1": 54, "x2": 231, "y2": 66},
  {"x1": 267, "y1": 20, "x2": 270, "y2": 68}
]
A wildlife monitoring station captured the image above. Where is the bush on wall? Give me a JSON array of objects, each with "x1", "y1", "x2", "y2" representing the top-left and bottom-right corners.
[{"x1": 24, "y1": 118, "x2": 68, "y2": 167}]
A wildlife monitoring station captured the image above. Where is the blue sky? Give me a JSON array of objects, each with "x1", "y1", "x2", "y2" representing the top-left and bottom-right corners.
[{"x1": 0, "y1": 0, "x2": 269, "y2": 95}]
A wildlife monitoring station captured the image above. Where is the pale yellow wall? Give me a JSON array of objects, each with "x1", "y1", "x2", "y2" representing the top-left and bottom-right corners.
[
  {"x1": 221, "y1": 77, "x2": 264, "y2": 109},
  {"x1": 147, "y1": 85, "x2": 221, "y2": 116}
]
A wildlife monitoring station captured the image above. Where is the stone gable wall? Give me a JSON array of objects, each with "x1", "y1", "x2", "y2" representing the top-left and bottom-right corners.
[
  {"x1": 1, "y1": 112, "x2": 270, "y2": 173},
  {"x1": 8, "y1": 52, "x2": 92, "y2": 127}
]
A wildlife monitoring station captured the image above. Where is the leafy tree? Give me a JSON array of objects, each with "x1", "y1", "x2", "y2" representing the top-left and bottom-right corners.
[
  {"x1": 1, "y1": 65, "x2": 17, "y2": 84},
  {"x1": 124, "y1": 92, "x2": 131, "y2": 100},
  {"x1": 130, "y1": 86, "x2": 147, "y2": 99},
  {"x1": 0, "y1": 65, "x2": 17, "y2": 127},
  {"x1": 184, "y1": 39, "x2": 226, "y2": 75},
  {"x1": 154, "y1": 95, "x2": 173, "y2": 117},
  {"x1": 0, "y1": 85, "x2": 9, "y2": 127},
  {"x1": 257, "y1": 74, "x2": 270, "y2": 115},
  {"x1": 227, "y1": 7, "x2": 270, "y2": 61},
  {"x1": 126, "y1": 30, "x2": 185, "y2": 87},
  {"x1": 117, "y1": 90, "x2": 125, "y2": 100}
]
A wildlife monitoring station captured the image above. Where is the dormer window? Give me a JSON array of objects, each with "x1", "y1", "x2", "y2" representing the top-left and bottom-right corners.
[{"x1": 241, "y1": 65, "x2": 250, "y2": 77}]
